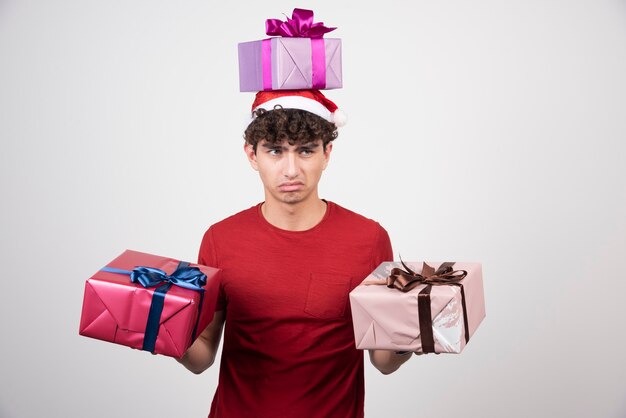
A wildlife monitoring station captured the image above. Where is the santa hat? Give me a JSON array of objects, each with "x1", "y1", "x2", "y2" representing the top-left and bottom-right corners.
[{"x1": 251, "y1": 90, "x2": 347, "y2": 127}]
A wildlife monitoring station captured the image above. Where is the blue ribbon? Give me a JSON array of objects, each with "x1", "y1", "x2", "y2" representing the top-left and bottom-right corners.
[{"x1": 101, "y1": 261, "x2": 207, "y2": 353}]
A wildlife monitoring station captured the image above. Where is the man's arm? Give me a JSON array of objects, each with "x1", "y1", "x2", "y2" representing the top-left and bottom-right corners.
[
  {"x1": 368, "y1": 349, "x2": 412, "y2": 375},
  {"x1": 176, "y1": 310, "x2": 226, "y2": 374},
  {"x1": 367, "y1": 226, "x2": 412, "y2": 375}
]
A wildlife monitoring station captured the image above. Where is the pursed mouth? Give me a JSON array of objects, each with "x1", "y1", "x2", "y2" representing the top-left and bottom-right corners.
[{"x1": 278, "y1": 182, "x2": 304, "y2": 191}]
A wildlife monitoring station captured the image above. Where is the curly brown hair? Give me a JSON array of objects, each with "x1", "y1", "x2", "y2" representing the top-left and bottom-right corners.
[{"x1": 244, "y1": 106, "x2": 338, "y2": 152}]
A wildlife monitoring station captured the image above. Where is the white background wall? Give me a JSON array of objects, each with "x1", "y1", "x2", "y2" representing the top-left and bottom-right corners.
[{"x1": 1, "y1": 1, "x2": 625, "y2": 417}]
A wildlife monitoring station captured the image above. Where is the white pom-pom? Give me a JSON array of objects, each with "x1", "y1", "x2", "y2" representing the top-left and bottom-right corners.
[{"x1": 332, "y1": 109, "x2": 348, "y2": 127}]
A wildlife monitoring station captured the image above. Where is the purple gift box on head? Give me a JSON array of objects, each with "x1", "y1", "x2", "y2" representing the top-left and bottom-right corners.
[{"x1": 238, "y1": 8, "x2": 343, "y2": 92}]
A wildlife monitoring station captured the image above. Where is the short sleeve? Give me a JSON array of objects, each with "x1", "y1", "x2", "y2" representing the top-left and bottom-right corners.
[
  {"x1": 371, "y1": 224, "x2": 393, "y2": 270},
  {"x1": 198, "y1": 227, "x2": 227, "y2": 311}
]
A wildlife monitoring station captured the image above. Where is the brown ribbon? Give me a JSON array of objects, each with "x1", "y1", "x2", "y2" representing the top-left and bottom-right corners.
[{"x1": 387, "y1": 261, "x2": 470, "y2": 354}]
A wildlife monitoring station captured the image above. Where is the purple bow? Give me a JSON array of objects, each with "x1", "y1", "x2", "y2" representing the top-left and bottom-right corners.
[{"x1": 266, "y1": 8, "x2": 336, "y2": 38}]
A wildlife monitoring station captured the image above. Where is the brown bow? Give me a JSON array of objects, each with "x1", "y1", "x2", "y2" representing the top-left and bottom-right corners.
[
  {"x1": 385, "y1": 260, "x2": 469, "y2": 354},
  {"x1": 387, "y1": 260, "x2": 467, "y2": 292}
]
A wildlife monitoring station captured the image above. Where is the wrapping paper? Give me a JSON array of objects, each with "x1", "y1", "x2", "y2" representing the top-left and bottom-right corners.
[
  {"x1": 79, "y1": 249, "x2": 221, "y2": 358},
  {"x1": 349, "y1": 261, "x2": 485, "y2": 354},
  {"x1": 238, "y1": 37, "x2": 342, "y2": 92}
]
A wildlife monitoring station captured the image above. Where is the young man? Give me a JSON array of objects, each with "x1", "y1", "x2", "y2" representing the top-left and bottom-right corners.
[{"x1": 178, "y1": 90, "x2": 412, "y2": 417}]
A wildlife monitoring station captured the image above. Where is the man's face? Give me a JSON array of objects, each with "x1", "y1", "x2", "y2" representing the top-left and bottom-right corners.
[{"x1": 245, "y1": 139, "x2": 332, "y2": 206}]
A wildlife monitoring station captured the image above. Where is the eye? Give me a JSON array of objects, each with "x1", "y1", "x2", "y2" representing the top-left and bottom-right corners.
[
  {"x1": 268, "y1": 148, "x2": 282, "y2": 156},
  {"x1": 299, "y1": 148, "x2": 314, "y2": 156}
]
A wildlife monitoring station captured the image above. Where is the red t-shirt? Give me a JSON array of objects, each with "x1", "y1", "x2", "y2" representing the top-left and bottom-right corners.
[{"x1": 198, "y1": 201, "x2": 393, "y2": 418}]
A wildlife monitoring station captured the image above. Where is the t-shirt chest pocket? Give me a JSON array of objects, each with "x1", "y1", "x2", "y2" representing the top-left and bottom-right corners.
[{"x1": 303, "y1": 272, "x2": 352, "y2": 319}]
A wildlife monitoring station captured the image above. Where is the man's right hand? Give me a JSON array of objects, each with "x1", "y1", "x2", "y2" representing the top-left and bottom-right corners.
[{"x1": 176, "y1": 310, "x2": 226, "y2": 374}]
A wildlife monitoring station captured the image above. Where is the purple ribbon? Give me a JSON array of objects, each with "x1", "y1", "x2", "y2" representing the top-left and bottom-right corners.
[
  {"x1": 310, "y1": 38, "x2": 326, "y2": 89},
  {"x1": 262, "y1": 9, "x2": 332, "y2": 90},
  {"x1": 265, "y1": 8, "x2": 336, "y2": 38},
  {"x1": 262, "y1": 39, "x2": 273, "y2": 90}
]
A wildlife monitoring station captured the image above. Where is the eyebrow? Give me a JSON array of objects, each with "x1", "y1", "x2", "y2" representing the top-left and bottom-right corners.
[
  {"x1": 261, "y1": 143, "x2": 280, "y2": 148},
  {"x1": 298, "y1": 142, "x2": 321, "y2": 149}
]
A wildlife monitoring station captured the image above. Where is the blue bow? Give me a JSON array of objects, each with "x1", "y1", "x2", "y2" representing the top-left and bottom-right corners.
[{"x1": 128, "y1": 265, "x2": 207, "y2": 292}]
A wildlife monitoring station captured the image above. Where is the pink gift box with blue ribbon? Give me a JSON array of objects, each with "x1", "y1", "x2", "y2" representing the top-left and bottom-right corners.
[
  {"x1": 238, "y1": 8, "x2": 343, "y2": 92},
  {"x1": 79, "y1": 250, "x2": 221, "y2": 358}
]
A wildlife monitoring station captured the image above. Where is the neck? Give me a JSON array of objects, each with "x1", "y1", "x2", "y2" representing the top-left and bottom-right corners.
[{"x1": 261, "y1": 197, "x2": 327, "y2": 231}]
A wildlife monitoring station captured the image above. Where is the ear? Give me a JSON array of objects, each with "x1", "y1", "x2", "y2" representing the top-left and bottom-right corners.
[
  {"x1": 244, "y1": 143, "x2": 259, "y2": 171},
  {"x1": 323, "y1": 142, "x2": 333, "y2": 170}
]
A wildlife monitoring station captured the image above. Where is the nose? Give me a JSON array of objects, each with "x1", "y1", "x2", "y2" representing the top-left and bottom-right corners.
[{"x1": 283, "y1": 150, "x2": 299, "y2": 178}]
